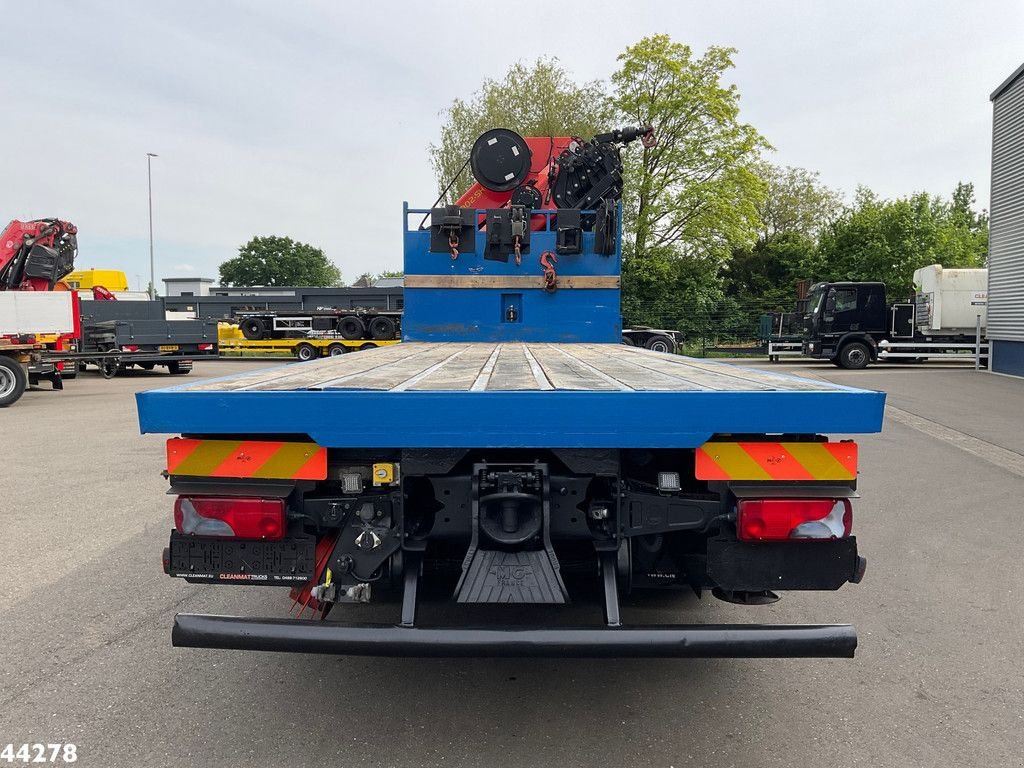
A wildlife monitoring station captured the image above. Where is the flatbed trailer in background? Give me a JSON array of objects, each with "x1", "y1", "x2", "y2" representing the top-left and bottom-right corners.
[
  {"x1": 137, "y1": 127, "x2": 885, "y2": 659},
  {"x1": 235, "y1": 308, "x2": 402, "y2": 342},
  {"x1": 218, "y1": 337, "x2": 400, "y2": 360},
  {"x1": 81, "y1": 318, "x2": 218, "y2": 375}
]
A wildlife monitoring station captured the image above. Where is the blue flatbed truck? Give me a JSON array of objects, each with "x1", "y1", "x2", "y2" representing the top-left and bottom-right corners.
[{"x1": 136, "y1": 128, "x2": 885, "y2": 658}]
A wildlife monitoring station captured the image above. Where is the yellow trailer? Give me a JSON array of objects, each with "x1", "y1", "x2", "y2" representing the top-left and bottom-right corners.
[{"x1": 218, "y1": 336, "x2": 400, "y2": 361}]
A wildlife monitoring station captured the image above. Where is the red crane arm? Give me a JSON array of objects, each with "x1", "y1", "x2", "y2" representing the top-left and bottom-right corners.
[{"x1": 0, "y1": 218, "x2": 78, "y2": 291}]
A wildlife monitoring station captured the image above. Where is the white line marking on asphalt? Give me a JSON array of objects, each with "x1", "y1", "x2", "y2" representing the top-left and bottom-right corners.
[{"x1": 885, "y1": 405, "x2": 1024, "y2": 478}]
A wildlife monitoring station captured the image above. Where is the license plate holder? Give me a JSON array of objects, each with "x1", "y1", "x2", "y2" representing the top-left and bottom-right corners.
[{"x1": 168, "y1": 533, "x2": 316, "y2": 584}]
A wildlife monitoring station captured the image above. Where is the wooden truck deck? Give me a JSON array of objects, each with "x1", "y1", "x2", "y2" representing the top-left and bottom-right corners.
[{"x1": 136, "y1": 343, "x2": 886, "y2": 449}]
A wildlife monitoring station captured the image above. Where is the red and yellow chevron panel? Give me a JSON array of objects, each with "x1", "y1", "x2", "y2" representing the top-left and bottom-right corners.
[
  {"x1": 166, "y1": 438, "x2": 327, "y2": 480},
  {"x1": 695, "y1": 441, "x2": 857, "y2": 482}
]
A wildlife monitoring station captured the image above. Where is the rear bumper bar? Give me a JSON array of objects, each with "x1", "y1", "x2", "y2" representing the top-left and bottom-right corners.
[{"x1": 172, "y1": 614, "x2": 857, "y2": 658}]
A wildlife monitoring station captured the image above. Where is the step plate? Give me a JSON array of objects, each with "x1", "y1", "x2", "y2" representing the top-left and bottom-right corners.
[{"x1": 456, "y1": 549, "x2": 567, "y2": 604}]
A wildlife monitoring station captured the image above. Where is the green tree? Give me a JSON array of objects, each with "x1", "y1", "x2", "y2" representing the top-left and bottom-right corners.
[
  {"x1": 219, "y1": 236, "x2": 341, "y2": 287},
  {"x1": 811, "y1": 184, "x2": 988, "y2": 296},
  {"x1": 612, "y1": 36, "x2": 769, "y2": 264},
  {"x1": 725, "y1": 231, "x2": 817, "y2": 309},
  {"x1": 430, "y1": 58, "x2": 611, "y2": 201},
  {"x1": 947, "y1": 182, "x2": 989, "y2": 264},
  {"x1": 611, "y1": 35, "x2": 770, "y2": 332},
  {"x1": 755, "y1": 164, "x2": 843, "y2": 241},
  {"x1": 722, "y1": 164, "x2": 840, "y2": 309}
]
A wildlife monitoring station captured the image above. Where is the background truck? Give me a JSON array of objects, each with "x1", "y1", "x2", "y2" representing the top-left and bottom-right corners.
[
  {"x1": 0, "y1": 292, "x2": 76, "y2": 406},
  {"x1": 0, "y1": 217, "x2": 82, "y2": 387},
  {"x1": 801, "y1": 264, "x2": 988, "y2": 368},
  {"x1": 0, "y1": 339, "x2": 49, "y2": 407},
  {"x1": 137, "y1": 127, "x2": 884, "y2": 659}
]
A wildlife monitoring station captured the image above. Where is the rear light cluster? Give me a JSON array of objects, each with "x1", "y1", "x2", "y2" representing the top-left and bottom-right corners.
[
  {"x1": 198, "y1": 343, "x2": 214, "y2": 351},
  {"x1": 173, "y1": 496, "x2": 286, "y2": 540},
  {"x1": 737, "y1": 498, "x2": 852, "y2": 541},
  {"x1": 121, "y1": 344, "x2": 139, "y2": 352}
]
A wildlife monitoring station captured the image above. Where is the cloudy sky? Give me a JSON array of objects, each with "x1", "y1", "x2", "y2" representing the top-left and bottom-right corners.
[{"x1": 2, "y1": 0, "x2": 1021, "y2": 289}]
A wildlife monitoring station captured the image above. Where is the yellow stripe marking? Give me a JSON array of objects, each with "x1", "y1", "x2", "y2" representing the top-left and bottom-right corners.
[
  {"x1": 704, "y1": 443, "x2": 774, "y2": 481},
  {"x1": 784, "y1": 443, "x2": 856, "y2": 480},
  {"x1": 252, "y1": 442, "x2": 322, "y2": 479},
  {"x1": 172, "y1": 440, "x2": 241, "y2": 476}
]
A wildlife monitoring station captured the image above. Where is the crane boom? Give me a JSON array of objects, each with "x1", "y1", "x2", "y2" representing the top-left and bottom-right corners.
[{"x1": 0, "y1": 219, "x2": 78, "y2": 291}]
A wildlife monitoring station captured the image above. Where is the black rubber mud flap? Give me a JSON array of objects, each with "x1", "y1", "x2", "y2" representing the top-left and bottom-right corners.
[
  {"x1": 456, "y1": 549, "x2": 567, "y2": 604},
  {"x1": 707, "y1": 537, "x2": 859, "y2": 592}
]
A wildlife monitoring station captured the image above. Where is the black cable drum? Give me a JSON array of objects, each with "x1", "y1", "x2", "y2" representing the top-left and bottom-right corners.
[{"x1": 469, "y1": 129, "x2": 533, "y2": 192}]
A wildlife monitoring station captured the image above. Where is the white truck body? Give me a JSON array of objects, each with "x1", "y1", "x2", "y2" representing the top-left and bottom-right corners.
[
  {"x1": 913, "y1": 264, "x2": 987, "y2": 334},
  {"x1": 0, "y1": 291, "x2": 75, "y2": 335}
]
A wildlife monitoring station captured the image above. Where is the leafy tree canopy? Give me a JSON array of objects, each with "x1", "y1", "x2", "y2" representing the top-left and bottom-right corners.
[
  {"x1": 219, "y1": 236, "x2": 341, "y2": 287},
  {"x1": 755, "y1": 164, "x2": 843, "y2": 241},
  {"x1": 722, "y1": 164, "x2": 841, "y2": 310},
  {"x1": 810, "y1": 183, "x2": 988, "y2": 296},
  {"x1": 613, "y1": 36, "x2": 770, "y2": 264},
  {"x1": 724, "y1": 231, "x2": 817, "y2": 309},
  {"x1": 612, "y1": 35, "x2": 770, "y2": 334}
]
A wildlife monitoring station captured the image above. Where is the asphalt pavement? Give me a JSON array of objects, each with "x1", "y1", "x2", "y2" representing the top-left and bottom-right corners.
[{"x1": 2, "y1": 359, "x2": 1022, "y2": 767}]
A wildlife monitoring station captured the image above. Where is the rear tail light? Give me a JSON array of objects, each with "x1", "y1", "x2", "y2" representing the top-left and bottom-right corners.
[
  {"x1": 173, "y1": 496, "x2": 286, "y2": 540},
  {"x1": 198, "y1": 343, "x2": 214, "y2": 351},
  {"x1": 121, "y1": 344, "x2": 139, "y2": 352},
  {"x1": 737, "y1": 498, "x2": 852, "y2": 541}
]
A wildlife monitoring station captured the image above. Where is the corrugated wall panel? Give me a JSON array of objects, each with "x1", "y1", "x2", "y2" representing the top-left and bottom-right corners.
[{"x1": 990, "y1": 71, "x2": 1024, "y2": 343}]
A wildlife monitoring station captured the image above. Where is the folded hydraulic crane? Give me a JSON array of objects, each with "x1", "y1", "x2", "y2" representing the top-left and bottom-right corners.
[
  {"x1": 435, "y1": 126, "x2": 654, "y2": 264},
  {"x1": 436, "y1": 127, "x2": 679, "y2": 352},
  {"x1": 0, "y1": 219, "x2": 78, "y2": 291}
]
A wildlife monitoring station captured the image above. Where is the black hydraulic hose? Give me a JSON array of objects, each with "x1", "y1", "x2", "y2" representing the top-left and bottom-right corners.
[{"x1": 418, "y1": 157, "x2": 471, "y2": 230}]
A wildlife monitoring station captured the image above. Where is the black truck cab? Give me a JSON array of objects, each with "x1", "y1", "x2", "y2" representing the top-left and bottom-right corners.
[{"x1": 802, "y1": 281, "x2": 894, "y2": 369}]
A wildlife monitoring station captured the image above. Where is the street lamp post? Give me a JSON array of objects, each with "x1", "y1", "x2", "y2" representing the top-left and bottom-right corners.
[{"x1": 147, "y1": 152, "x2": 158, "y2": 300}]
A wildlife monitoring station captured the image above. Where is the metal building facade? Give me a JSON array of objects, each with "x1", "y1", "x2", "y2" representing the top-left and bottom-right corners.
[{"x1": 989, "y1": 63, "x2": 1024, "y2": 376}]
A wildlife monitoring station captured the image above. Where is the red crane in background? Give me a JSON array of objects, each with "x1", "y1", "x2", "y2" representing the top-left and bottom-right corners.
[{"x1": 0, "y1": 218, "x2": 78, "y2": 291}]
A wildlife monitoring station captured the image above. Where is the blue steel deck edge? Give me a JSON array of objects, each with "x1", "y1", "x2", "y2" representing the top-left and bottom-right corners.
[{"x1": 136, "y1": 388, "x2": 886, "y2": 449}]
